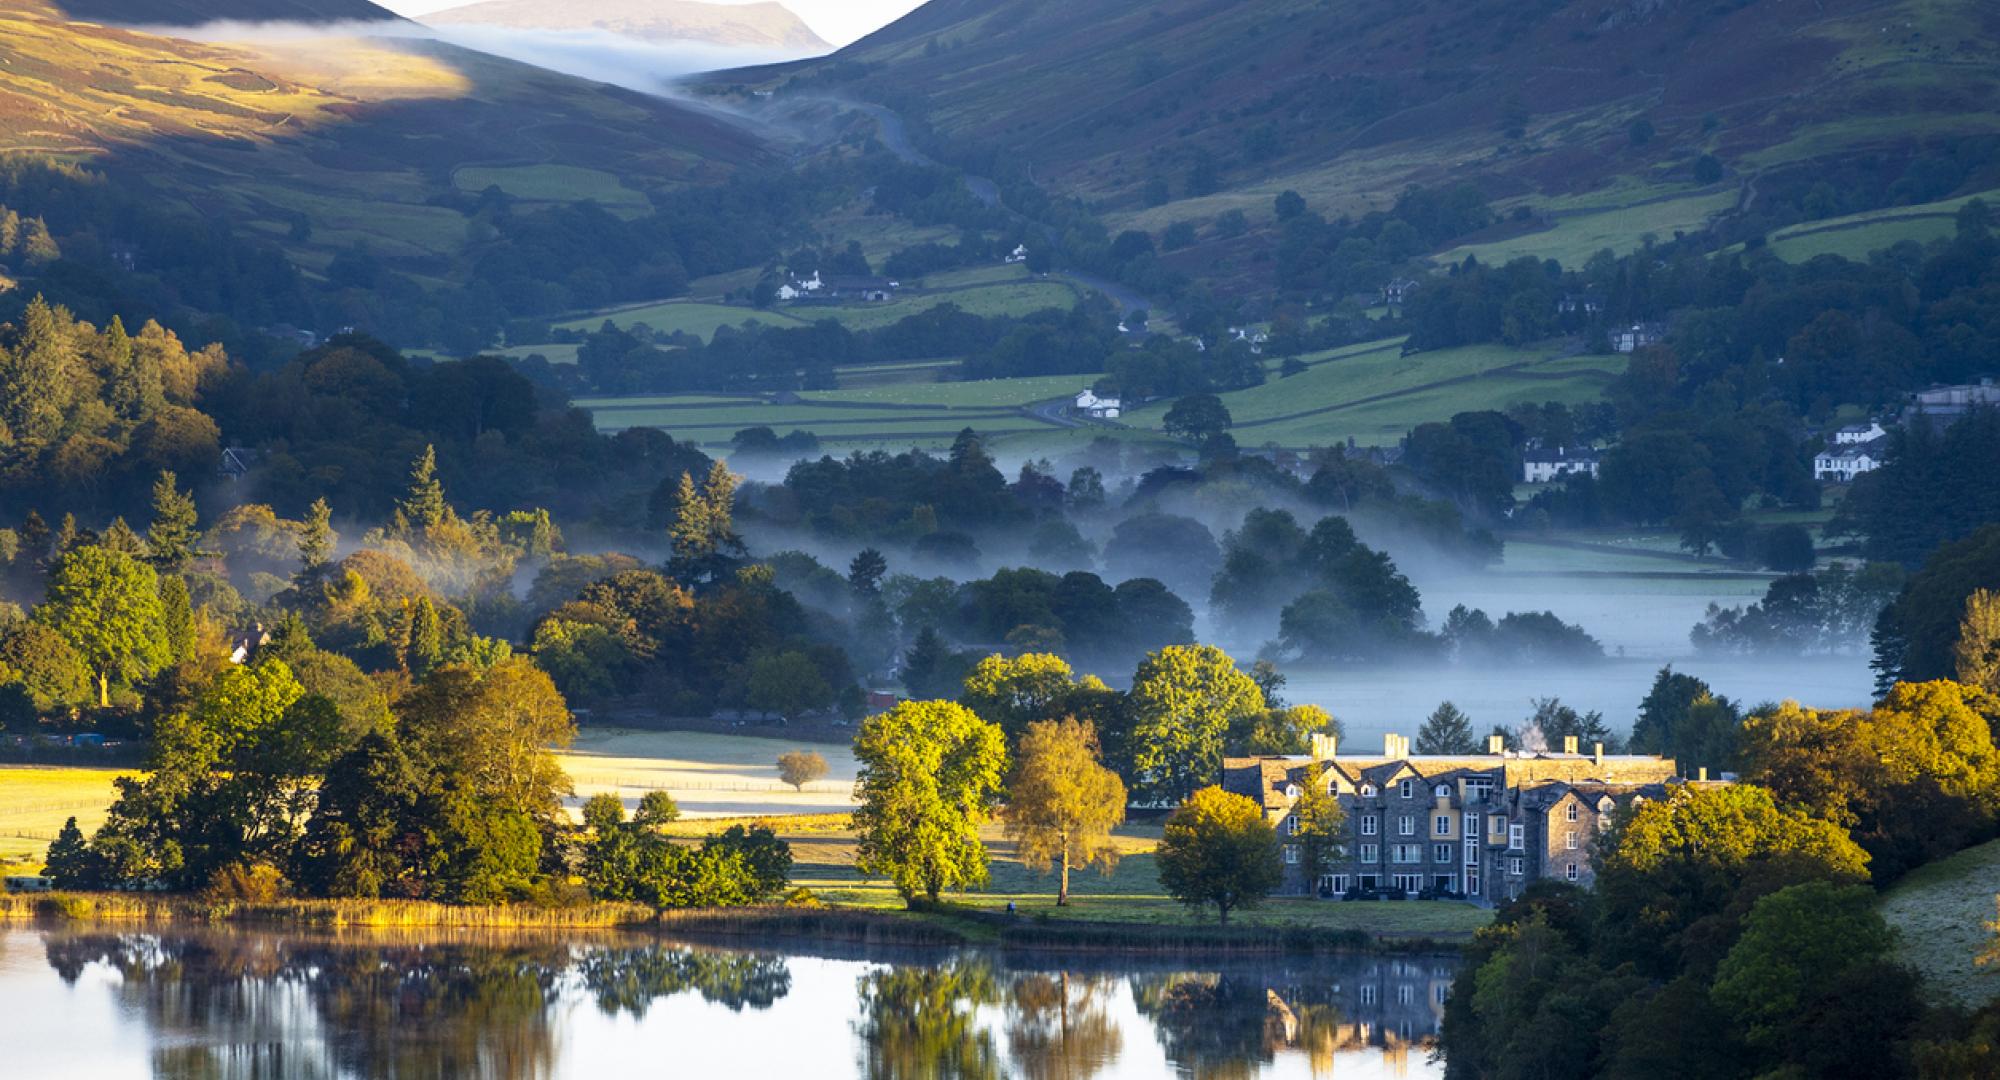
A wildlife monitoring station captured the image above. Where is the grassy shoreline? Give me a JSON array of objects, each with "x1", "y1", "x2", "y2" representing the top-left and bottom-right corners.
[{"x1": 1, "y1": 891, "x2": 1472, "y2": 955}]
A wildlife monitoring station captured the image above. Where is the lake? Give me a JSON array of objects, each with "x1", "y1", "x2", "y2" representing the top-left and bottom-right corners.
[{"x1": 0, "y1": 926, "x2": 1454, "y2": 1078}]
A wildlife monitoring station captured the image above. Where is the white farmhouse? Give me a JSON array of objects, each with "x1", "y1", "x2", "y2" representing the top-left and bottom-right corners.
[
  {"x1": 1610, "y1": 323, "x2": 1666, "y2": 353},
  {"x1": 776, "y1": 270, "x2": 824, "y2": 302},
  {"x1": 1006, "y1": 244, "x2": 1030, "y2": 264},
  {"x1": 1814, "y1": 436, "x2": 1887, "y2": 482},
  {"x1": 1075, "y1": 389, "x2": 1122, "y2": 419},
  {"x1": 1522, "y1": 446, "x2": 1601, "y2": 484},
  {"x1": 1833, "y1": 421, "x2": 1887, "y2": 444}
]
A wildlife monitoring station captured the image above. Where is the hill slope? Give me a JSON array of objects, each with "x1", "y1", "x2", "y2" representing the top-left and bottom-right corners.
[
  {"x1": 763, "y1": 0, "x2": 1999, "y2": 252},
  {"x1": 50, "y1": 0, "x2": 395, "y2": 24},
  {"x1": 0, "y1": 0, "x2": 765, "y2": 266},
  {"x1": 425, "y1": 0, "x2": 826, "y2": 50}
]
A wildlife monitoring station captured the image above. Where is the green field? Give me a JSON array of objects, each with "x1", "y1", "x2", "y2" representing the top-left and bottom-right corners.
[
  {"x1": 1757, "y1": 187, "x2": 1994, "y2": 263},
  {"x1": 1441, "y1": 188, "x2": 1741, "y2": 268},
  {"x1": 452, "y1": 164, "x2": 650, "y2": 215},
  {"x1": 559, "y1": 301, "x2": 806, "y2": 339},
  {"x1": 1881, "y1": 837, "x2": 2000, "y2": 1007},
  {"x1": 1125, "y1": 340, "x2": 1621, "y2": 448},
  {"x1": 559, "y1": 276, "x2": 1082, "y2": 341}
]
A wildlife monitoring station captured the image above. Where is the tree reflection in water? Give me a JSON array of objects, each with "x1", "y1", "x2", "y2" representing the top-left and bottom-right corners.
[
  {"x1": 1005, "y1": 971, "x2": 1123, "y2": 1080},
  {"x1": 41, "y1": 931, "x2": 792, "y2": 1079},
  {"x1": 854, "y1": 955, "x2": 1004, "y2": 1080}
]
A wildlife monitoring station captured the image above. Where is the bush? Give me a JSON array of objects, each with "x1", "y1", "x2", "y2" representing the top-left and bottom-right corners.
[{"x1": 204, "y1": 862, "x2": 293, "y2": 903}]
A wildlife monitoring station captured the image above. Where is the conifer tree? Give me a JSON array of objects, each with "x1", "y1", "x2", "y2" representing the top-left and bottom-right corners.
[
  {"x1": 297, "y1": 497, "x2": 335, "y2": 586},
  {"x1": 146, "y1": 471, "x2": 200, "y2": 574},
  {"x1": 1416, "y1": 701, "x2": 1479, "y2": 755},
  {"x1": 404, "y1": 597, "x2": 445, "y2": 676},
  {"x1": 397, "y1": 445, "x2": 447, "y2": 530},
  {"x1": 159, "y1": 573, "x2": 195, "y2": 664}
]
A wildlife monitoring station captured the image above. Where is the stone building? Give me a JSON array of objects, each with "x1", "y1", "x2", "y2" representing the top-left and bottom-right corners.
[{"x1": 1222, "y1": 733, "x2": 1694, "y2": 906}]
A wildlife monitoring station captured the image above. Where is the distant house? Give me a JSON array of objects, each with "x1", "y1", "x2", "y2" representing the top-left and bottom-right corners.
[
  {"x1": 1228, "y1": 326, "x2": 1270, "y2": 354},
  {"x1": 1074, "y1": 389, "x2": 1122, "y2": 419},
  {"x1": 1833, "y1": 421, "x2": 1887, "y2": 445},
  {"x1": 777, "y1": 270, "x2": 824, "y2": 302},
  {"x1": 1814, "y1": 436, "x2": 1887, "y2": 482},
  {"x1": 825, "y1": 277, "x2": 898, "y2": 302},
  {"x1": 1610, "y1": 323, "x2": 1666, "y2": 353},
  {"x1": 1005, "y1": 244, "x2": 1030, "y2": 264},
  {"x1": 1903, "y1": 378, "x2": 2000, "y2": 430},
  {"x1": 218, "y1": 446, "x2": 261, "y2": 482},
  {"x1": 1556, "y1": 292, "x2": 1603, "y2": 315},
  {"x1": 1381, "y1": 277, "x2": 1421, "y2": 306},
  {"x1": 230, "y1": 623, "x2": 272, "y2": 666},
  {"x1": 1522, "y1": 446, "x2": 1601, "y2": 484}
]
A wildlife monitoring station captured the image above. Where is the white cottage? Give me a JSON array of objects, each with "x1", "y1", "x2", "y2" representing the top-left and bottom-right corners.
[
  {"x1": 1814, "y1": 436, "x2": 1887, "y2": 482},
  {"x1": 1075, "y1": 389, "x2": 1122, "y2": 419}
]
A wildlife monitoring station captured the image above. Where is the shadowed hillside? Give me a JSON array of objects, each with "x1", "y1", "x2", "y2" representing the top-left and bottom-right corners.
[{"x1": 733, "y1": 0, "x2": 2000, "y2": 250}]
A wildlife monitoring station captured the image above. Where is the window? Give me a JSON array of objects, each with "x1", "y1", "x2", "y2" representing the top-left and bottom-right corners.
[
  {"x1": 1466, "y1": 777, "x2": 1494, "y2": 800},
  {"x1": 1565, "y1": 830, "x2": 1579, "y2": 850},
  {"x1": 1284, "y1": 783, "x2": 1301, "y2": 800},
  {"x1": 1434, "y1": 814, "x2": 1451, "y2": 836},
  {"x1": 1464, "y1": 838, "x2": 1478, "y2": 865},
  {"x1": 1434, "y1": 783, "x2": 1451, "y2": 798},
  {"x1": 1360, "y1": 843, "x2": 1379, "y2": 863},
  {"x1": 1321, "y1": 874, "x2": 1348, "y2": 895},
  {"x1": 1565, "y1": 862, "x2": 1580, "y2": 882},
  {"x1": 1360, "y1": 984, "x2": 1377, "y2": 1006},
  {"x1": 1566, "y1": 802, "x2": 1578, "y2": 822},
  {"x1": 1435, "y1": 984, "x2": 1450, "y2": 1005},
  {"x1": 1359, "y1": 783, "x2": 1377, "y2": 798},
  {"x1": 1489, "y1": 816, "x2": 1507, "y2": 839},
  {"x1": 1598, "y1": 814, "x2": 1613, "y2": 833},
  {"x1": 1399, "y1": 779, "x2": 1414, "y2": 799},
  {"x1": 1287, "y1": 817, "x2": 1299, "y2": 835},
  {"x1": 1399, "y1": 815, "x2": 1416, "y2": 836},
  {"x1": 1466, "y1": 869, "x2": 1481, "y2": 896},
  {"x1": 1434, "y1": 873, "x2": 1456, "y2": 893},
  {"x1": 1396, "y1": 844, "x2": 1424, "y2": 864},
  {"x1": 1397, "y1": 985, "x2": 1414, "y2": 1005},
  {"x1": 1508, "y1": 824, "x2": 1524, "y2": 850},
  {"x1": 1433, "y1": 844, "x2": 1452, "y2": 863},
  {"x1": 1393, "y1": 873, "x2": 1423, "y2": 893},
  {"x1": 1508, "y1": 856, "x2": 1524, "y2": 876},
  {"x1": 1284, "y1": 845, "x2": 1300, "y2": 865},
  {"x1": 1360, "y1": 815, "x2": 1378, "y2": 836},
  {"x1": 1463, "y1": 811, "x2": 1479, "y2": 835}
]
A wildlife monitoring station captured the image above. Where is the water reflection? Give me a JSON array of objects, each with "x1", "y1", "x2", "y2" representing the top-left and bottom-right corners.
[{"x1": 7, "y1": 928, "x2": 1454, "y2": 1078}]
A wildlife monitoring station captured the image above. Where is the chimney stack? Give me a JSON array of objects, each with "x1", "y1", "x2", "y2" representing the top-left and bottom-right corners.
[
  {"x1": 1384, "y1": 733, "x2": 1408, "y2": 759},
  {"x1": 1593, "y1": 742, "x2": 1604, "y2": 766},
  {"x1": 1488, "y1": 734, "x2": 1506, "y2": 755},
  {"x1": 1698, "y1": 766, "x2": 1708, "y2": 782},
  {"x1": 1563, "y1": 735, "x2": 1579, "y2": 755},
  {"x1": 1311, "y1": 732, "x2": 1338, "y2": 762}
]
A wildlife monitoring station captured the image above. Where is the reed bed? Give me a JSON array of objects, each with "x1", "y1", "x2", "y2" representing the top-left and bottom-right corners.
[{"x1": 0, "y1": 892, "x2": 656, "y2": 929}]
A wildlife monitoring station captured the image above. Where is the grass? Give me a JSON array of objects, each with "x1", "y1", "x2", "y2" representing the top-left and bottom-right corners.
[
  {"x1": 1880, "y1": 837, "x2": 2000, "y2": 1007},
  {"x1": 1439, "y1": 188, "x2": 1741, "y2": 268},
  {"x1": 452, "y1": 164, "x2": 649, "y2": 215},
  {"x1": 796, "y1": 375, "x2": 1085, "y2": 407},
  {"x1": 1755, "y1": 186, "x2": 1995, "y2": 263},
  {"x1": 558, "y1": 301, "x2": 807, "y2": 339},
  {"x1": 555, "y1": 727, "x2": 860, "y2": 820},
  {"x1": 0, "y1": 766, "x2": 123, "y2": 873},
  {"x1": 558, "y1": 279, "x2": 1081, "y2": 340}
]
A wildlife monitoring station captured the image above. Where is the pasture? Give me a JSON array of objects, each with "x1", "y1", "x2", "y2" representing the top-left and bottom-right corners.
[
  {"x1": 556, "y1": 727, "x2": 859, "y2": 820},
  {"x1": 0, "y1": 766, "x2": 122, "y2": 873},
  {"x1": 1881, "y1": 837, "x2": 2000, "y2": 1007}
]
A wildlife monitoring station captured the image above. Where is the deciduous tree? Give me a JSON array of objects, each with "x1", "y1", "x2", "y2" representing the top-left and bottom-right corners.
[
  {"x1": 1155, "y1": 786, "x2": 1280, "y2": 924},
  {"x1": 35, "y1": 545, "x2": 170, "y2": 707},
  {"x1": 1127, "y1": 645, "x2": 1264, "y2": 804},
  {"x1": 852, "y1": 700, "x2": 1008, "y2": 904},
  {"x1": 1004, "y1": 718, "x2": 1126, "y2": 905},
  {"x1": 777, "y1": 749, "x2": 829, "y2": 791}
]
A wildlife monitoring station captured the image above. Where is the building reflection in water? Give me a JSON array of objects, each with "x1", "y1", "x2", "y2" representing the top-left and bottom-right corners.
[{"x1": 28, "y1": 929, "x2": 1455, "y2": 1079}]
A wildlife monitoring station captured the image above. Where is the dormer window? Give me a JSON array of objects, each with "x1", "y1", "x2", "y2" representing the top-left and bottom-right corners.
[
  {"x1": 1360, "y1": 784, "x2": 1378, "y2": 798},
  {"x1": 1434, "y1": 784, "x2": 1451, "y2": 798},
  {"x1": 1399, "y1": 779, "x2": 1414, "y2": 799},
  {"x1": 1597, "y1": 797, "x2": 1615, "y2": 813},
  {"x1": 1283, "y1": 783, "x2": 1301, "y2": 799}
]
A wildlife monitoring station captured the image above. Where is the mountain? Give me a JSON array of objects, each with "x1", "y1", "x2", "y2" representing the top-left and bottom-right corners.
[
  {"x1": 49, "y1": 0, "x2": 396, "y2": 23},
  {"x1": 424, "y1": 0, "x2": 827, "y2": 50},
  {"x1": 746, "y1": 0, "x2": 2000, "y2": 264},
  {"x1": 0, "y1": 0, "x2": 765, "y2": 259}
]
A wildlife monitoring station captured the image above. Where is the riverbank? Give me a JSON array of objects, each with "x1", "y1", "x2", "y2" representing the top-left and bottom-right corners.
[{"x1": 2, "y1": 892, "x2": 1473, "y2": 955}]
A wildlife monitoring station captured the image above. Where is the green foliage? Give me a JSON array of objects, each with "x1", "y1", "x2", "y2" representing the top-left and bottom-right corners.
[
  {"x1": 1875, "y1": 524, "x2": 2000, "y2": 687},
  {"x1": 744, "y1": 648, "x2": 834, "y2": 719},
  {"x1": 852, "y1": 700, "x2": 1008, "y2": 903},
  {"x1": 1162, "y1": 393, "x2": 1232, "y2": 442},
  {"x1": 145, "y1": 471, "x2": 200, "y2": 574},
  {"x1": 0, "y1": 619, "x2": 92, "y2": 715},
  {"x1": 42, "y1": 816, "x2": 92, "y2": 888},
  {"x1": 35, "y1": 544, "x2": 170, "y2": 706},
  {"x1": 1155, "y1": 786, "x2": 1281, "y2": 924},
  {"x1": 396, "y1": 445, "x2": 448, "y2": 531},
  {"x1": 1127, "y1": 645, "x2": 1264, "y2": 804},
  {"x1": 1287, "y1": 766, "x2": 1347, "y2": 892},
  {"x1": 1227, "y1": 703, "x2": 1338, "y2": 756},
  {"x1": 959, "y1": 651, "x2": 1088, "y2": 742},
  {"x1": 1954, "y1": 588, "x2": 2000, "y2": 693},
  {"x1": 1415, "y1": 701, "x2": 1477, "y2": 755},
  {"x1": 1711, "y1": 882, "x2": 1895, "y2": 1049}
]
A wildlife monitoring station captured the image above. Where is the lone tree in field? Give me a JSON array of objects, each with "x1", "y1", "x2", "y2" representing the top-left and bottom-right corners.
[
  {"x1": 1416, "y1": 701, "x2": 1478, "y2": 755},
  {"x1": 853, "y1": 700, "x2": 1008, "y2": 904},
  {"x1": 1162, "y1": 393, "x2": 1233, "y2": 443},
  {"x1": 1005, "y1": 718, "x2": 1127, "y2": 906},
  {"x1": 1155, "y1": 786, "x2": 1281, "y2": 925},
  {"x1": 777, "y1": 749, "x2": 829, "y2": 792}
]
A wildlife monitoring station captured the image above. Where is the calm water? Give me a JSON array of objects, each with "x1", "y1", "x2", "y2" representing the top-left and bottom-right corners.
[{"x1": 0, "y1": 927, "x2": 1455, "y2": 1078}]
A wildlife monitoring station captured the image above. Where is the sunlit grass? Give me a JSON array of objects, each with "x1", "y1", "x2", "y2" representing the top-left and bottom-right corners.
[{"x1": 1881, "y1": 837, "x2": 2000, "y2": 1007}]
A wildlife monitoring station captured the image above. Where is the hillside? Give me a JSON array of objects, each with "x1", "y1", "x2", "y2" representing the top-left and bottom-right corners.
[
  {"x1": 0, "y1": 0, "x2": 765, "y2": 265},
  {"x1": 746, "y1": 0, "x2": 2000, "y2": 265},
  {"x1": 50, "y1": 0, "x2": 394, "y2": 24},
  {"x1": 425, "y1": 0, "x2": 827, "y2": 50}
]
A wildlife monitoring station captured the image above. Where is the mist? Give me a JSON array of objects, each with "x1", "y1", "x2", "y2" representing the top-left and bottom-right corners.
[{"x1": 131, "y1": 19, "x2": 821, "y2": 97}]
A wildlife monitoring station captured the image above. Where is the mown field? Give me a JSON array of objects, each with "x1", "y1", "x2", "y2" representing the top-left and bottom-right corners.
[
  {"x1": 1441, "y1": 187, "x2": 1741, "y2": 268},
  {"x1": 1880, "y1": 837, "x2": 2000, "y2": 1007},
  {"x1": 0, "y1": 766, "x2": 121, "y2": 873},
  {"x1": 1756, "y1": 186, "x2": 1993, "y2": 263}
]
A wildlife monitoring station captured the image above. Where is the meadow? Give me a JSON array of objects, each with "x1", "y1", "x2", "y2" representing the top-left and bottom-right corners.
[
  {"x1": 1880, "y1": 837, "x2": 2000, "y2": 1007},
  {"x1": 0, "y1": 765, "x2": 121, "y2": 874}
]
